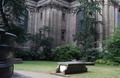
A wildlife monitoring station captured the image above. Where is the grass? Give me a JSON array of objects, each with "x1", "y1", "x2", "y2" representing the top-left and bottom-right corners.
[
  {"x1": 14, "y1": 61, "x2": 57, "y2": 74},
  {"x1": 14, "y1": 61, "x2": 120, "y2": 78},
  {"x1": 69, "y1": 64, "x2": 120, "y2": 78}
]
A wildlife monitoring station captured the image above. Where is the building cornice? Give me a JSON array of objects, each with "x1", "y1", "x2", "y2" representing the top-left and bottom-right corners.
[
  {"x1": 26, "y1": 0, "x2": 74, "y2": 13},
  {"x1": 38, "y1": 3, "x2": 72, "y2": 13},
  {"x1": 26, "y1": 0, "x2": 120, "y2": 13}
]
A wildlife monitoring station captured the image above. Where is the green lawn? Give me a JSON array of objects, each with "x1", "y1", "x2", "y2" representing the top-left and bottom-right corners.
[
  {"x1": 14, "y1": 61, "x2": 57, "y2": 74},
  {"x1": 14, "y1": 61, "x2": 120, "y2": 78}
]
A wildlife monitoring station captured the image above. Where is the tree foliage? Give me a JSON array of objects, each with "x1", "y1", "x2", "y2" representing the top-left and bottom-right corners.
[
  {"x1": 0, "y1": 0, "x2": 27, "y2": 44},
  {"x1": 0, "y1": 0, "x2": 26, "y2": 26},
  {"x1": 74, "y1": 0, "x2": 104, "y2": 54},
  {"x1": 3, "y1": 24, "x2": 27, "y2": 44},
  {"x1": 29, "y1": 26, "x2": 54, "y2": 52},
  {"x1": 104, "y1": 24, "x2": 120, "y2": 63}
]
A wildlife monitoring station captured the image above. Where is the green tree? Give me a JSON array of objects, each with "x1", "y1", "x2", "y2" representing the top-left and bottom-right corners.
[
  {"x1": 74, "y1": 0, "x2": 104, "y2": 56},
  {"x1": 39, "y1": 26, "x2": 52, "y2": 38},
  {"x1": 29, "y1": 26, "x2": 54, "y2": 51},
  {"x1": 104, "y1": 24, "x2": 120, "y2": 63},
  {"x1": 0, "y1": 0, "x2": 27, "y2": 44},
  {"x1": 29, "y1": 26, "x2": 54, "y2": 60},
  {"x1": 0, "y1": 0, "x2": 26, "y2": 27}
]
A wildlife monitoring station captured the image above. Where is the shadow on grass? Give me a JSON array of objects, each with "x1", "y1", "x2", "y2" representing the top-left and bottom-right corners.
[{"x1": 66, "y1": 71, "x2": 94, "y2": 76}]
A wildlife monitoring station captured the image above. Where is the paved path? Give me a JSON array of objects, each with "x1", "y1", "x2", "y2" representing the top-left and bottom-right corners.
[{"x1": 11, "y1": 70, "x2": 65, "y2": 78}]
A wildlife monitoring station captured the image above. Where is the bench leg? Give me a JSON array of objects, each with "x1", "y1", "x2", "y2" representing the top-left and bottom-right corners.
[
  {"x1": 55, "y1": 65, "x2": 60, "y2": 73},
  {"x1": 65, "y1": 64, "x2": 87, "y2": 74}
]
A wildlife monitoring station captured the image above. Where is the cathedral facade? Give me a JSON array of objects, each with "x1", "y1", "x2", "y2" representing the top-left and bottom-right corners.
[{"x1": 23, "y1": 0, "x2": 120, "y2": 50}]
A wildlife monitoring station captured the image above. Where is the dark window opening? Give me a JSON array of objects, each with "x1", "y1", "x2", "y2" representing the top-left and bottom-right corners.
[
  {"x1": 62, "y1": 13, "x2": 65, "y2": 21},
  {"x1": 41, "y1": 13, "x2": 43, "y2": 20},
  {"x1": 76, "y1": 11, "x2": 84, "y2": 32},
  {"x1": 61, "y1": 30, "x2": 66, "y2": 41},
  {"x1": 40, "y1": 31, "x2": 42, "y2": 39},
  {"x1": 118, "y1": 10, "x2": 120, "y2": 24},
  {"x1": 18, "y1": 10, "x2": 28, "y2": 31}
]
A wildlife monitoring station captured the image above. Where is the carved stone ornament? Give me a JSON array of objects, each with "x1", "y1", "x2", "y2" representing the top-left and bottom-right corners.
[{"x1": 38, "y1": 3, "x2": 72, "y2": 13}]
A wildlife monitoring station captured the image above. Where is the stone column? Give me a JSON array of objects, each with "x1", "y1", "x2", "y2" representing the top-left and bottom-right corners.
[
  {"x1": 38, "y1": 10, "x2": 45, "y2": 33},
  {"x1": 103, "y1": 0, "x2": 109, "y2": 39},
  {"x1": 57, "y1": 10, "x2": 62, "y2": 46},
  {"x1": 42, "y1": 10, "x2": 46, "y2": 26},
  {"x1": 46, "y1": 8, "x2": 51, "y2": 36},
  {"x1": 34, "y1": 10, "x2": 38, "y2": 33},
  {"x1": 28, "y1": 10, "x2": 32, "y2": 33},
  {"x1": 46, "y1": 9, "x2": 50, "y2": 26},
  {"x1": 36, "y1": 10, "x2": 40, "y2": 33},
  {"x1": 52, "y1": 8, "x2": 58, "y2": 46},
  {"x1": 30, "y1": 11, "x2": 36, "y2": 34},
  {"x1": 109, "y1": 3, "x2": 114, "y2": 35},
  {"x1": 97, "y1": 3, "x2": 103, "y2": 51},
  {"x1": 66, "y1": 12, "x2": 75, "y2": 45},
  {"x1": 73, "y1": 13, "x2": 77, "y2": 45},
  {"x1": 50, "y1": 8, "x2": 53, "y2": 37},
  {"x1": 66, "y1": 13, "x2": 70, "y2": 44},
  {"x1": 67, "y1": 13, "x2": 74, "y2": 45}
]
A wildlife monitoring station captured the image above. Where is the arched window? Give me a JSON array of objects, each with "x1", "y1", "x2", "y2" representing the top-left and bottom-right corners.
[
  {"x1": 18, "y1": 10, "x2": 29, "y2": 31},
  {"x1": 76, "y1": 11, "x2": 84, "y2": 32},
  {"x1": 118, "y1": 10, "x2": 120, "y2": 24}
]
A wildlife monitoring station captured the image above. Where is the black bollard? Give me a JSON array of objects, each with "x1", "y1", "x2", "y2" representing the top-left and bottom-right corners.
[{"x1": 0, "y1": 29, "x2": 17, "y2": 78}]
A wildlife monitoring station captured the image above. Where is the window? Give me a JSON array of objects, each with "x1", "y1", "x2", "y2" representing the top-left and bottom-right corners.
[
  {"x1": 62, "y1": 13, "x2": 65, "y2": 21},
  {"x1": 41, "y1": 13, "x2": 43, "y2": 20},
  {"x1": 76, "y1": 11, "x2": 84, "y2": 32},
  {"x1": 61, "y1": 30, "x2": 66, "y2": 41},
  {"x1": 40, "y1": 31, "x2": 42, "y2": 39},
  {"x1": 118, "y1": 10, "x2": 120, "y2": 24},
  {"x1": 18, "y1": 10, "x2": 28, "y2": 31}
]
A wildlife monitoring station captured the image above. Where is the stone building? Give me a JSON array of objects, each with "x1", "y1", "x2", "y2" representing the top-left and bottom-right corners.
[{"x1": 21, "y1": 0, "x2": 120, "y2": 50}]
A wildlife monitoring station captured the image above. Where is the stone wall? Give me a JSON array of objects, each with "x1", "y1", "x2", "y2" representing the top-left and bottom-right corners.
[{"x1": 23, "y1": 0, "x2": 120, "y2": 50}]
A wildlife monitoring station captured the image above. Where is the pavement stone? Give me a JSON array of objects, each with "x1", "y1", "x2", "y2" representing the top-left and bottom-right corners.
[{"x1": 11, "y1": 70, "x2": 65, "y2": 78}]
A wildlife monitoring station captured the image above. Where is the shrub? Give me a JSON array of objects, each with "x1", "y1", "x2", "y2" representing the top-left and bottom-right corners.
[
  {"x1": 110, "y1": 62, "x2": 119, "y2": 66},
  {"x1": 52, "y1": 44, "x2": 82, "y2": 61},
  {"x1": 99, "y1": 49, "x2": 110, "y2": 61},
  {"x1": 106, "y1": 60, "x2": 111, "y2": 65},
  {"x1": 16, "y1": 50, "x2": 38, "y2": 60},
  {"x1": 85, "y1": 48, "x2": 100, "y2": 62},
  {"x1": 95, "y1": 59, "x2": 106, "y2": 64},
  {"x1": 95, "y1": 59, "x2": 120, "y2": 66},
  {"x1": 103, "y1": 24, "x2": 120, "y2": 63},
  {"x1": 95, "y1": 59, "x2": 100, "y2": 64},
  {"x1": 39, "y1": 47, "x2": 53, "y2": 60},
  {"x1": 99, "y1": 60, "x2": 103, "y2": 64},
  {"x1": 102, "y1": 60, "x2": 106, "y2": 64},
  {"x1": 80, "y1": 57, "x2": 87, "y2": 62}
]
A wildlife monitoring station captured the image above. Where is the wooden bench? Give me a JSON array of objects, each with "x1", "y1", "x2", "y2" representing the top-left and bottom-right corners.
[{"x1": 55, "y1": 61, "x2": 94, "y2": 74}]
